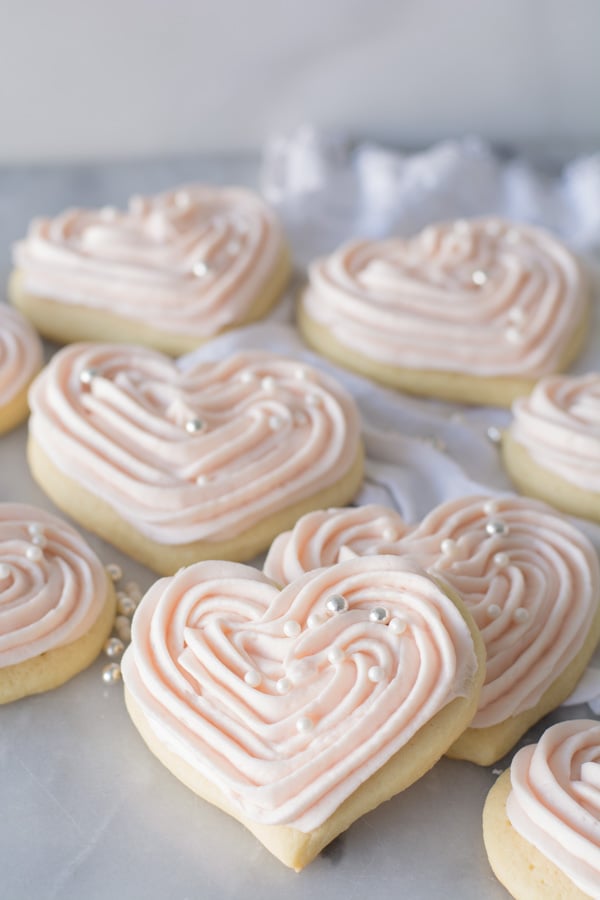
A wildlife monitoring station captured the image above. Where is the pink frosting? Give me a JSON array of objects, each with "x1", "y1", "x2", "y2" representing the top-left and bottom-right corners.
[
  {"x1": 510, "y1": 372, "x2": 600, "y2": 491},
  {"x1": 0, "y1": 503, "x2": 108, "y2": 666},
  {"x1": 13, "y1": 185, "x2": 287, "y2": 338},
  {"x1": 264, "y1": 496, "x2": 599, "y2": 728},
  {"x1": 28, "y1": 345, "x2": 362, "y2": 545},
  {"x1": 0, "y1": 305, "x2": 42, "y2": 407},
  {"x1": 121, "y1": 556, "x2": 478, "y2": 830},
  {"x1": 507, "y1": 719, "x2": 600, "y2": 895},
  {"x1": 301, "y1": 218, "x2": 587, "y2": 377}
]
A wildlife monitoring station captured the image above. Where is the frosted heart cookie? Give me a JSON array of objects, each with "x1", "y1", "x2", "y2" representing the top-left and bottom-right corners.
[
  {"x1": 484, "y1": 719, "x2": 600, "y2": 898},
  {"x1": 264, "y1": 496, "x2": 600, "y2": 764},
  {"x1": 0, "y1": 503, "x2": 116, "y2": 703},
  {"x1": 10, "y1": 185, "x2": 291, "y2": 355},
  {"x1": 121, "y1": 556, "x2": 484, "y2": 870},
  {"x1": 27, "y1": 346, "x2": 363, "y2": 574},
  {"x1": 0, "y1": 304, "x2": 43, "y2": 434},
  {"x1": 503, "y1": 372, "x2": 600, "y2": 523},
  {"x1": 298, "y1": 218, "x2": 589, "y2": 406}
]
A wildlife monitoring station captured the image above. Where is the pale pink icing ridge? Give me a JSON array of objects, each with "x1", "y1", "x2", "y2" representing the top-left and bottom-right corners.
[
  {"x1": 507, "y1": 719, "x2": 600, "y2": 895},
  {"x1": 121, "y1": 556, "x2": 478, "y2": 830},
  {"x1": 510, "y1": 372, "x2": 600, "y2": 491},
  {"x1": 0, "y1": 503, "x2": 108, "y2": 666},
  {"x1": 13, "y1": 185, "x2": 287, "y2": 338},
  {"x1": 263, "y1": 496, "x2": 599, "y2": 728},
  {"x1": 28, "y1": 345, "x2": 362, "y2": 545},
  {"x1": 0, "y1": 305, "x2": 43, "y2": 407},
  {"x1": 301, "y1": 218, "x2": 586, "y2": 377}
]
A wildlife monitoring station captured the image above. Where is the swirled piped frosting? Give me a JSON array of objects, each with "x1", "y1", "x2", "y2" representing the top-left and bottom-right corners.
[
  {"x1": 264, "y1": 496, "x2": 599, "y2": 728},
  {"x1": 0, "y1": 305, "x2": 42, "y2": 407},
  {"x1": 507, "y1": 719, "x2": 600, "y2": 896},
  {"x1": 301, "y1": 218, "x2": 587, "y2": 377},
  {"x1": 0, "y1": 503, "x2": 108, "y2": 666},
  {"x1": 121, "y1": 556, "x2": 478, "y2": 830},
  {"x1": 28, "y1": 345, "x2": 362, "y2": 545},
  {"x1": 509, "y1": 372, "x2": 600, "y2": 491},
  {"x1": 13, "y1": 185, "x2": 288, "y2": 338}
]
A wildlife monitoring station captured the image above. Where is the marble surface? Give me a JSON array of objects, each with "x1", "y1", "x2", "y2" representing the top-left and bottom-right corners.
[{"x1": 0, "y1": 157, "x2": 596, "y2": 899}]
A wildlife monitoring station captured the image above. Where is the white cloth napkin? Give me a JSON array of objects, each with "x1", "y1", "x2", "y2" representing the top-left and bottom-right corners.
[{"x1": 183, "y1": 128, "x2": 600, "y2": 709}]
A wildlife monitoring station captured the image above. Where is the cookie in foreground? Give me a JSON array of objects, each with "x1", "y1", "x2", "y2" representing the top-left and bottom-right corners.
[
  {"x1": 121, "y1": 556, "x2": 485, "y2": 870},
  {"x1": 27, "y1": 345, "x2": 364, "y2": 573},
  {"x1": 0, "y1": 503, "x2": 116, "y2": 703},
  {"x1": 10, "y1": 185, "x2": 291, "y2": 355},
  {"x1": 0, "y1": 304, "x2": 43, "y2": 435},
  {"x1": 503, "y1": 372, "x2": 600, "y2": 523},
  {"x1": 298, "y1": 218, "x2": 588, "y2": 406},
  {"x1": 264, "y1": 495, "x2": 600, "y2": 764},
  {"x1": 483, "y1": 719, "x2": 600, "y2": 899}
]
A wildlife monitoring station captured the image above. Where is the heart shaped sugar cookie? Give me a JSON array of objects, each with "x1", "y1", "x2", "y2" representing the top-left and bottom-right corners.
[
  {"x1": 27, "y1": 346, "x2": 363, "y2": 573},
  {"x1": 264, "y1": 496, "x2": 600, "y2": 764},
  {"x1": 0, "y1": 503, "x2": 116, "y2": 703},
  {"x1": 299, "y1": 218, "x2": 589, "y2": 405},
  {"x1": 10, "y1": 185, "x2": 291, "y2": 355},
  {"x1": 121, "y1": 556, "x2": 484, "y2": 870}
]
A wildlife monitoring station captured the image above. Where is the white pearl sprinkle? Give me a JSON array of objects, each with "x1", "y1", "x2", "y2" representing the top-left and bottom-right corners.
[
  {"x1": 31, "y1": 533, "x2": 47, "y2": 548},
  {"x1": 276, "y1": 677, "x2": 291, "y2": 694},
  {"x1": 125, "y1": 582, "x2": 142, "y2": 602},
  {"x1": 472, "y1": 269, "x2": 488, "y2": 286},
  {"x1": 325, "y1": 594, "x2": 348, "y2": 615},
  {"x1": 104, "y1": 637, "x2": 125, "y2": 659},
  {"x1": 505, "y1": 326, "x2": 523, "y2": 344},
  {"x1": 196, "y1": 474, "x2": 209, "y2": 485},
  {"x1": 192, "y1": 260, "x2": 209, "y2": 278},
  {"x1": 494, "y1": 552, "x2": 510, "y2": 568},
  {"x1": 389, "y1": 617, "x2": 406, "y2": 634},
  {"x1": 486, "y1": 520, "x2": 509, "y2": 537},
  {"x1": 101, "y1": 663, "x2": 122, "y2": 684},
  {"x1": 508, "y1": 307, "x2": 526, "y2": 326},
  {"x1": 0, "y1": 563, "x2": 11, "y2": 579},
  {"x1": 239, "y1": 370, "x2": 256, "y2": 384},
  {"x1": 382, "y1": 527, "x2": 397, "y2": 542},
  {"x1": 296, "y1": 716, "x2": 314, "y2": 733},
  {"x1": 268, "y1": 414, "x2": 284, "y2": 431},
  {"x1": 294, "y1": 367, "x2": 308, "y2": 380},
  {"x1": 26, "y1": 545, "x2": 43, "y2": 562},
  {"x1": 115, "y1": 615, "x2": 131, "y2": 642},
  {"x1": 307, "y1": 612, "x2": 323, "y2": 629},
  {"x1": 79, "y1": 367, "x2": 98, "y2": 386},
  {"x1": 283, "y1": 620, "x2": 301, "y2": 637},
  {"x1": 483, "y1": 500, "x2": 498, "y2": 515},
  {"x1": 369, "y1": 606, "x2": 390, "y2": 624},
  {"x1": 261, "y1": 376, "x2": 276, "y2": 393},
  {"x1": 486, "y1": 426, "x2": 502, "y2": 445},
  {"x1": 441, "y1": 538, "x2": 456, "y2": 556},
  {"x1": 327, "y1": 647, "x2": 345, "y2": 665},
  {"x1": 185, "y1": 417, "x2": 204, "y2": 434},
  {"x1": 368, "y1": 666, "x2": 385, "y2": 683},
  {"x1": 488, "y1": 604, "x2": 502, "y2": 619},
  {"x1": 514, "y1": 607, "x2": 530, "y2": 624},
  {"x1": 106, "y1": 563, "x2": 123, "y2": 582},
  {"x1": 117, "y1": 593, "x2": 137, "y2": 617},
  {"x1": 27, "y1": 523, "x2": 44, "y2": 538},
  {"x1": 244, "y1": 669, "x2": 261, "y2": 688}
]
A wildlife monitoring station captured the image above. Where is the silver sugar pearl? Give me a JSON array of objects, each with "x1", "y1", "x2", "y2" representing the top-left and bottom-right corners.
[
  {"x1": 27, "y1": 523, "x2": 44, "y2": 538},
  {"x1": 276, "y1": 677, "x2": 291, "y2": 694},
  {"x1": 185, "y1": 417, "x2": 204, "y2": 434},
  {"x1": 471, "y1": 269, "x2": 488, "y2": 286},
  {"x1": 369, "y1": 606, "x2": 390, "y2": 624},
  {"x1": 261, "y1": 376, "x2": 276, "y2": 393},
  {"x1": 494, "y1": 552, "x2": 510, "y2": 568},
  {"x1": 79, "y1": 367, "x2": 98, "y2": 386},
  {"x1": 106, "y1": 563, "x2": 123, "y2": 582},
  {"x1": 296, "y1": 716, "x2": 314, "y2": 733},
  {"x1": 192, "y1": 260, "x2": 209, "y2": 278},
  {"x1": 325, "y1": 594, "x2": 348, "y2": 615},
  {"x1": 104, "y1": 637, "x2": 125, "y2": 658},
  {"x1": 486, "y1": 426, "x2": 502, "y2": 445},
  {"x1": 485, "y1": 520, "x2": 509, "y2": 537},
  {"x1": 26, "y1": 545, "x2": 43, "y2": 562},
  {"x1": 440, "y1": 538, "x2": 457, "y2": 556},
  {"x1": 488, "y1": 603, "x2": 502, "y2": 619},
  {"x1": 101, "y1": 663, "x2": 122, "y2": 684},
  {"x1": 117, "y1": 593, "x2": 137, "y2": 617},
  {"x1": 368, "y1": 665, "x2": 385, "y2": 683},
  {"x1": 283, "y1": 620, "x2": 301, "y2": 637},
  {"x1": 114, "y1": 615, "x2": 132, "y2": 642},
  {"x1": 327, "y1": 647, "x2": 345, "y2": 665},
  {"x1": 244, "y1": 669, "x2": 261, "y2": 688},
  {"x1": 389, "y1": 617, "x2": 406, "y2": 634}
]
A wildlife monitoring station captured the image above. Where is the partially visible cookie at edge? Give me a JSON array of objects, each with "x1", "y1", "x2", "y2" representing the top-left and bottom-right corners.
[{"x1": 0, "y1": 304, "x2": 43, "y2": 435}]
